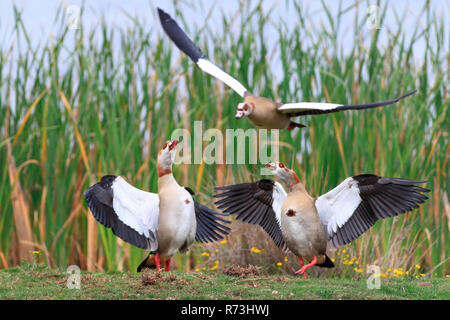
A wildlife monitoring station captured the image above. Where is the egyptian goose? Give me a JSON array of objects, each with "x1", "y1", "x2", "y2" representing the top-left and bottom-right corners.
[
  {"x1": 157, "y1": 8, "x2": 417, "y2": 130},
  {"x1": 214, "y1": 162, "x2": 429, "y2": 277},
  {"x1": 84, "y1": 140, "x2": 230, "y2": 272}
]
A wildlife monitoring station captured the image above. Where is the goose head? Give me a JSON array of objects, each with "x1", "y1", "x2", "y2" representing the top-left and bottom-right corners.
[
  {"x1": 157, "y1": 140, "x2": 178, "y2": 176},
  {"x1": 265, "y1": 162, "x2": 300, "y2": 187},
  {"x1": 235, "y1": 102, "x2": 255, "y2": 119}
]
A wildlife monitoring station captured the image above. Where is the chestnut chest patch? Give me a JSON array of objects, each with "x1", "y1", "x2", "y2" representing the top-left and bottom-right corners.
[
  {"x1": 184, "y1": 199, "x2": 191, "y2": 204},
  {"x1": 286, "y1": 209, "x2": 296, "y2": 217}
]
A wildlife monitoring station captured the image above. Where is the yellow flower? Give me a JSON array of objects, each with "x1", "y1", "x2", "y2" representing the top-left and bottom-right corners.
[
  {"x1": 446, "y1": 275, "x2": 450, "y2": 278},
  {"x1": 415, "y1": 264, "x2": 421, "y2": 269},
  {"x1": 210, "y1": 261, "x2": 219, "y2": 271},
  {"x1": 201, "y1": 252, "x2": 210, "y2": 257},
  {"x1": 276, "y1": 262, "x2": 282, "y2": 267},
  {"x1": 32, "y1": 250, "x2": 40, "y2": 254},
  {"x1": 250, "y1": 247, "x2": 262, "y2": 254},
  {"x1": 195, "y1": 268, "x2": 200, "y2": 272},
  {"x1": 219, "y1": 239, "x2": 227, "y2": 244},
  {"x1": 342, "y1": 249, "x2": 347, "y2": 253},
  {"x1": 420, "y1": 273, "x2": 425, "y2": 277},
  {"x1": 284, "y1": 257, "x2": 288, "y2": 262},
  {"x1": 330, "y1": 258, "x2": 335, "y2": 262}
]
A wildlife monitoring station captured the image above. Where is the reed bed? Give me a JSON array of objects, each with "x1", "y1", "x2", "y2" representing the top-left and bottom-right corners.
[{"x1": 0, "y1": 1, "x2": 448, "y2": 277}]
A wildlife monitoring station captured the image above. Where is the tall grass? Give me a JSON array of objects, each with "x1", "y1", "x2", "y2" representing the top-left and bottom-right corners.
[{"x1": 0, "y1": 1, "x2": 448, "y2": 277}]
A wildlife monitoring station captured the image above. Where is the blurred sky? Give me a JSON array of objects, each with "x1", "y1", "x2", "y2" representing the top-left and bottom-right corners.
[{"x1": 0, "y1": 0, "x2": 448, "y2": 79}]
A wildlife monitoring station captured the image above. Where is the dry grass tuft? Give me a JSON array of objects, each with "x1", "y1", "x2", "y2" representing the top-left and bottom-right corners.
[
  {"x1": 222, "y1": 264, "x2": 262, "y2": 278},
  {"x1": 141, "y1": 271, "x2": 183, "y2": 286}
]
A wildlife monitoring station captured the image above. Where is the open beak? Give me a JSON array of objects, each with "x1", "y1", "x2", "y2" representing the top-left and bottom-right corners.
[{"x1": 168, "y1": 140, "x2": 178, "y2": 151}]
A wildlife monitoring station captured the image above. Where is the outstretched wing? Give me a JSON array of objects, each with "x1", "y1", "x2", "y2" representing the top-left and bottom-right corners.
[
  {"x1": 278, "y1": 90, "x2": 416, "y2": 117},
  {"x1": 194, "y1": 201, "x2": 232, "y2": 243},
  {"x1": 184, "y1": 187, "x2": 231, "y2": 243},
  {"x1": 315, "y1": 174, "x2": 429, "y2": 248},
  {"x1": 214, "y1": 180, "x2": 287, "y2": 248},
  {"x1": 157, "y1": 8, "x2": 249, "y2": 97},
  {"x1": 84, "y1": 176, "x2": 159, "y2": 250}
]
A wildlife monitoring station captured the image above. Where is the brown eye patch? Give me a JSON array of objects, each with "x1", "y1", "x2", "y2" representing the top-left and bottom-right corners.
[
  {"x1": 279, "y1": 163, "x2": 285, "y2": 168},
  {"x1": 243, "y1": 104, "x2": 248, "y2": 111}
]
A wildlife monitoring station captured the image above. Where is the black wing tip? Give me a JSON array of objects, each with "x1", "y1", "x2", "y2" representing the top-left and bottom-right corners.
[
  {"x1": 194, "y1": 200, "x2": 232, "y2": 243},
  {"x1": 383, "y1": 177, "x2": 429, "y2": 188},
  {"x1": 157, "y1": 7, "x2": 169, "y2": 20},
  {"x1": 401, "y1": 89, "x2": 418, "y2": 99}
]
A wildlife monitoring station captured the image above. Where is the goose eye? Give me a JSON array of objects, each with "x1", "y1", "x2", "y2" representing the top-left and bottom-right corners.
[{"x1": 278, "y1": 163, "x2": 285, "y2": 168}]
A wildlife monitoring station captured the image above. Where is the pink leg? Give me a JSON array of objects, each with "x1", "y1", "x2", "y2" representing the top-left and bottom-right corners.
[
  {"x1": 294, "y1": 256, "x2": 317, "y2": 278},
  {"x1": 155, "y1": 253, "x2": 161, "y2": 272},
  {"x1": 165, "y1": 258, "x2": 171, "y2": 272},
  {"x1": 295, "y1": 257, "x2": 308, "y2": 278}
]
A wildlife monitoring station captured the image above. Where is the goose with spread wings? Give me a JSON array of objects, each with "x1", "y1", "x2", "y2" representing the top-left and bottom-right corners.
[
  {"x1": 157, "y1": 8, "x2": 417, "y2": 130},
  {"x1": 214, "y1": 162, "x2": 429, "y2": 277},
  {"x1": 84, "y1": 140, "x2": 230, "y2": 272}
]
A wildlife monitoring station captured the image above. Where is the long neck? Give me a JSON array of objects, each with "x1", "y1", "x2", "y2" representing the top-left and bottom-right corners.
[
  {"x1": 158, "y1": 171, "x2": 178, "y2": 190},
  {"x1": 157, "y1": 158, "x2": 177, "y2": 188},
  {"x1": 283, "y1": 170, "x2": 302, "y2": 190},
  {"x1": 157, "y1": 162, "x2": 172, "y2": 178}
]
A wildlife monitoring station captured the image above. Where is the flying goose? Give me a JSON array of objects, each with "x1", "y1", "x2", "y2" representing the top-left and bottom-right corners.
[
  {"x1": 157, "y1": 8, "x2": 417, "y2": 130},
  {"x1": 84, "y1": 140, "x2": 230, "y2": 272},
  {"x1": 214, "y1": 162, "x2": 429, "y2": 277}
]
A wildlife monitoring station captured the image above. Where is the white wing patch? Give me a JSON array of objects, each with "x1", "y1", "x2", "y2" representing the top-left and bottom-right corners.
[
  {"x1": 111, "y1": 177, "x2": 159, "y2": 249},
  {"x1": 272, "y1": 181, "x2": 287, "y2": 225},
  {"x1": 315, "y1": 177, "x2": 362, "y2": 237},
  {"x1": 197, "y1": 58, "x2": 248, "y2": 97},
  {"x1": 278, "y1": 102, "x2": 343, "y2": 113}
]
